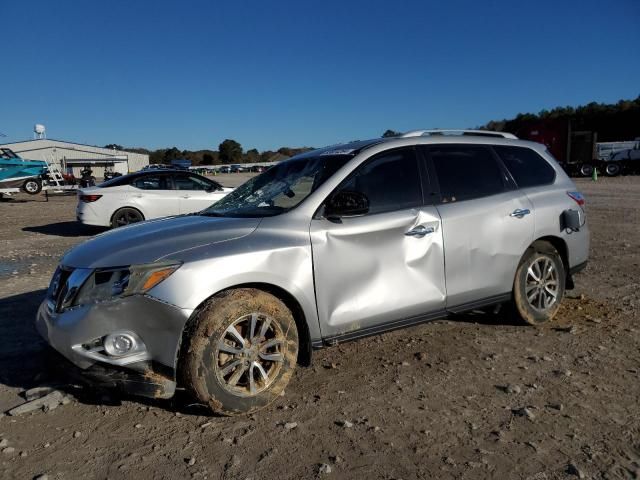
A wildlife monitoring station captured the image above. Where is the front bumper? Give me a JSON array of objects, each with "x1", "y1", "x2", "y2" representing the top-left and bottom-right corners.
[
  {"x1": 46, "y1": 347, "x2": 177, "y2": 399},
  {"x1": 36, "y1": 293, "x2": 193, "y2": 399}
]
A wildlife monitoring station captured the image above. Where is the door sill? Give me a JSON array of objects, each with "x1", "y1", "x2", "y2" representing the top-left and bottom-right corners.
[{"x1": 315, "y1": 293, "x2": 512, "y2": 348}]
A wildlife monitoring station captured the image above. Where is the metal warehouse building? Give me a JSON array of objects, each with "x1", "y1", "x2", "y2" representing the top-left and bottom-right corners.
[{"x1": 0, "y1": 139, "x2": 149, "y2": 178}]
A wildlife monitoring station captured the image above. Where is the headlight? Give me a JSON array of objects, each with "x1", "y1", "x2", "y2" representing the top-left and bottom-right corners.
[{"x1": 72, "y1": 261, "x2": 181, "y2": 307}]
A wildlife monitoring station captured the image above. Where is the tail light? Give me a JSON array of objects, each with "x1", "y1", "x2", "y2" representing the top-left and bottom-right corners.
[
  {"x1": 567, "y1": 191, "x2": 585, "y2": 207},
  {"x1": 80, "y1": 194, "x2": 102, "y2": 203}
]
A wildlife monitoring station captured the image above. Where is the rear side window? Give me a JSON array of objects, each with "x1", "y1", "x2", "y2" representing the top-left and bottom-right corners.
[
  {"x1": 494, "y1": 146, "x2": 556, "y2": 188},
  {"x1": 427, "y1": 145, "x2": 506, "y2": 203},
  {"x1": 173, "y1": 174, "x2": 211, "y2": 190},
  {"x1": 337, "y1": 148, "x2": 423, "y2": 214},
  {"x1": 132, "y1": 175, "x2": 169, "y2": 190}
]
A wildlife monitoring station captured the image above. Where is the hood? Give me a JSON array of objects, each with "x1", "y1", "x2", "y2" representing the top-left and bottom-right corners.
[{"x1": 62, "y1": 215, "x2": 261, "y2": 268}]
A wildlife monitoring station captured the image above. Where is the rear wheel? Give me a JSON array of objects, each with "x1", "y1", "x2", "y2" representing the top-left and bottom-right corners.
[
  {"x1": 512, "y1": 242, "x2": 565, "y2": 325},
  {"x1": 22, "y1": 178, "x2": 42, "y2": 195},
  {"x1": 605, "y1": 163, "x2": 621, "y2": 176},
  {"x1": 110, "y1": 207, "x2": 144, "y2": 228},
  {"x1": 181, "y1": 288, "x2": 298, "y2": 415}
]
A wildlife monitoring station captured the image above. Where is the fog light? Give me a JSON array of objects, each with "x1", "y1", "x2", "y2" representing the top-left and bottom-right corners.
[{"x1": 104, "y1": 332, "x2": 138, "y2": 357}]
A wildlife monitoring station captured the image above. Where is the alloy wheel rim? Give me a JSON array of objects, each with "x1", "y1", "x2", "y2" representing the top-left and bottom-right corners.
[
  {"x1": 525, "y1": 255, "x2": 559, "y2": 311},
  {"x1": 117, "y1": 212, "x2": 141, "y2": 226},
  {"x1": 215, "y1": 312, "x2": 285, "y2": 397},
  {"x1": 25, "y1": 181, "x2": 38, "y2": 192}
]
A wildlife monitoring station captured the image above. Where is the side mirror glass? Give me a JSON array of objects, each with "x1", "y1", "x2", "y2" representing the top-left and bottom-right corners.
[{"x1": 325, "y1": 190, "x2": 369, "y2": 218}]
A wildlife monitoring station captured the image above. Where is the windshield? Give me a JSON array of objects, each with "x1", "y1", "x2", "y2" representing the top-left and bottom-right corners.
[
  {"x1": 0, "y1": 148, "x2": 20, "y2": 159},
  {"x1": 201, "y1": 155, "x2": 352, "y2": 217}
]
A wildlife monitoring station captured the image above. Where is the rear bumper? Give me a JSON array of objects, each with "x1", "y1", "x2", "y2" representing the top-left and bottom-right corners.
[{"x1": 76, "y1": 201, "x2": 110, "y2": 227}]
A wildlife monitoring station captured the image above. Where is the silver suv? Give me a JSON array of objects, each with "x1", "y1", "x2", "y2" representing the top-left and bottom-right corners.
[{"x1": 37, "y1": 130, "x2": 589, "y2": 415}]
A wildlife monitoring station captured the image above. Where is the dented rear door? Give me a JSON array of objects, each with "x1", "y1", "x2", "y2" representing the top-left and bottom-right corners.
[
  {"x1": 309, "y1": 147, "x2": 446, "y2": 339},
  {"x1": 423, "y1": 144, "x2": 535, "y2": 308}
]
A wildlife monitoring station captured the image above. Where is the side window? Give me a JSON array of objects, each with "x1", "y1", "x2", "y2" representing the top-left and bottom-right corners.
[
  {"x1": 494, "y1": 146, "x2": 556, "y2": 188},
  {"x1": 428, "y1": 145, "x2": 506, "y2": 203},
  {"x1": 131, "y1": 175, "x2": 169, "y2": 190},
  {"x1": 337, "y1": 148, "x2": 423, "y2": 215},
  {"x1": 173, "y1": 174, "x2": 211, "y2": 190}
]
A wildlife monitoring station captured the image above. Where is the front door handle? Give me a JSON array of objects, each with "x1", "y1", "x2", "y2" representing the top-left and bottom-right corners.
[
  {"x1": 510, "y1": 208, "x2": 531, "y2": 218},
  {"x1": 181, "y1": 195, "x2": 190, "y2": 199},
  {"x1": 405, "y1": 225, "x2": 435, "y2": 237}
]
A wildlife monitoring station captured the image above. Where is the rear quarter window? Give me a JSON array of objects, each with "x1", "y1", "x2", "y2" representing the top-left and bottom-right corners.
[
  {"x1": 494, "y1": 146, "x2": 556, "y2": 188},
  {"x1": 132, "y1": 175, "x2": 169, "y2": 190}
]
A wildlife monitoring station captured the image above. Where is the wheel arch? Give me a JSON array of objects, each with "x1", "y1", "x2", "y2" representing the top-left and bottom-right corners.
[
  {"x1": 529, "y1": 235, "x2": 572, "y2": 289},
  {"x1": 109, "y1": 205, "x2": 146, "y2": 225},
  {"x1": 175, "y1": 282, "x2": 313, "y2": 383}
]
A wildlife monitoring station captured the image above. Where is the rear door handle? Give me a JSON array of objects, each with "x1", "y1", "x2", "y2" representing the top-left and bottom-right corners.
[
  {"x1": 181, "y1": 195, "x2": 190, "y2": 199},
  {"x1": 405, "y1": 225, "x2": 435, "y2": 237},
  {"x1": 510, "y1": 208, "x2": 531, "y2": 218}
]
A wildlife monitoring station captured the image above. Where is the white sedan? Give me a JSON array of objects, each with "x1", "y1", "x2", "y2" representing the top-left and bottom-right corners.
[{"x1": 76, "y1": 170, "x2": 234, "y2": 228}]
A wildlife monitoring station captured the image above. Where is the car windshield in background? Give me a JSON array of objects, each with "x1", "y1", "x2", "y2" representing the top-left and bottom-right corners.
[{"x1": 202, "y1": 155, "x2": 352, "y2": 217}]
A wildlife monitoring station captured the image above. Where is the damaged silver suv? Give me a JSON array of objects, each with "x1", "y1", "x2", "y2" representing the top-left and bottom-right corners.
[{"x1": 37, "y1": 130, "x2": 589, "y2": 415}]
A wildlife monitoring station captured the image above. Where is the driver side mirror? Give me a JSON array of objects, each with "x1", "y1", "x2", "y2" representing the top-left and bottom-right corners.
[{"x1": 324, "y1": 190, "x2": 370, "y2": 219}]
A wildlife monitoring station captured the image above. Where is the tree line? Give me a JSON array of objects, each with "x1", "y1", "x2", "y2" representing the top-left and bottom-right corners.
[
  {"x1": 480, "y1": 96, "x2": 640, "y2": 141},
  {"x1": 105, "y1": 140, "x2": 313, "y2": 166},
  {"x1": 107, "y1": 96, "x2": 640, "y2": 164}
]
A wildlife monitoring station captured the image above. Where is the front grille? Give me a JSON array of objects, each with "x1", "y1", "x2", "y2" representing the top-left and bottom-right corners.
[
  {"x1": 47, "y1": 266, "x2": 92, "y2": 313},
  {"x1": 48, "y1": 266, "x2": 74, "y2": 312}
]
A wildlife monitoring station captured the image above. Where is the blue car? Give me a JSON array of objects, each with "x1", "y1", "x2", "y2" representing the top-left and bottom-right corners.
[{"x1": 0, "y1": 148, "x2": 48, "y2": 194}]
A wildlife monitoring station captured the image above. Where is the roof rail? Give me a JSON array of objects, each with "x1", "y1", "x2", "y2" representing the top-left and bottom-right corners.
[{"x1": 400, "y1": 129, "x2": 518, "y2": 139}]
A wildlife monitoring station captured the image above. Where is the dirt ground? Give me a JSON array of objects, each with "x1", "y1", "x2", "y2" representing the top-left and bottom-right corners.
[{"x1": 0, "y1": 175, "x2": 639, "y2": 480}]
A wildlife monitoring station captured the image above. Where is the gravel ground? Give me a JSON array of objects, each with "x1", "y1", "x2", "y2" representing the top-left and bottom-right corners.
[{"x1": 0, "y1": 175, "x2": 638, "y2": 480}]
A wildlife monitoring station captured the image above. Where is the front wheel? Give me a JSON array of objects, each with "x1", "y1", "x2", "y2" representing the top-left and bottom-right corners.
[
  {"x1": 512, "y1": 242, "x2": 565, "y2": 325},
  {"x1": 110, "y1": 207, "x2": 144, "y2": 228},
  {"x1": 181, "y1": 288, "x2": 298, "y2": 415},
  {"x1": 22, "y1": 178, "x2": 42, "y2": 195}
]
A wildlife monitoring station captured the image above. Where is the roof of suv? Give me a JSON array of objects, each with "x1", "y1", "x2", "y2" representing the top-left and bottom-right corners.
[{"x1": 293, "y1": 130, "x2": 533, "y2": 161}]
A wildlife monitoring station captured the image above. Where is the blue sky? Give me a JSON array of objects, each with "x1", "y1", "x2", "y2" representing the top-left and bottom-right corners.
[{"x1": 1, "y1": 0, "x2": 638, "y2": 151}]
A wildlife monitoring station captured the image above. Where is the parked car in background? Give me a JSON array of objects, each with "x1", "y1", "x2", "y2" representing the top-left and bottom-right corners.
[
  {"x1": 40, "y1": 130, "x2": 588, "y2": 415},
  {"x1": 230, "y1": 164, "x2": 246, "y2": 173},
  {"x1": 250, "y1": 165, "x2": 266, "y2": 173},
  {"x1": 141, "y1": 164, "x2": 171, "y2": 171},
  {"x1": 76, "y1": 170, "x2": 233, "y2": 228},
  {"x1": 218, "y1": 165, "x2": 231, "y2": 173}
]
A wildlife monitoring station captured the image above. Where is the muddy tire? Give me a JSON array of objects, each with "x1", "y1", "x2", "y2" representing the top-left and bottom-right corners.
[
  {"x1": 181, "y1": 288, "x2": 298, "y2": 416},
  {"x1": 110, "y1": 207, "x2": 144, "y2": 228},
  {"x1": 22, "y1": 178, "x2": 42, "y2": 195},
  {"x1": 512, "y1": 241, "x2": 565, "y2": 325}
]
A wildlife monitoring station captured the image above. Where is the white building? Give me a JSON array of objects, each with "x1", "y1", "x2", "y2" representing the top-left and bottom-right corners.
[{"x1": 0, "y1": 139, "x2": 149, "y2": 178}]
